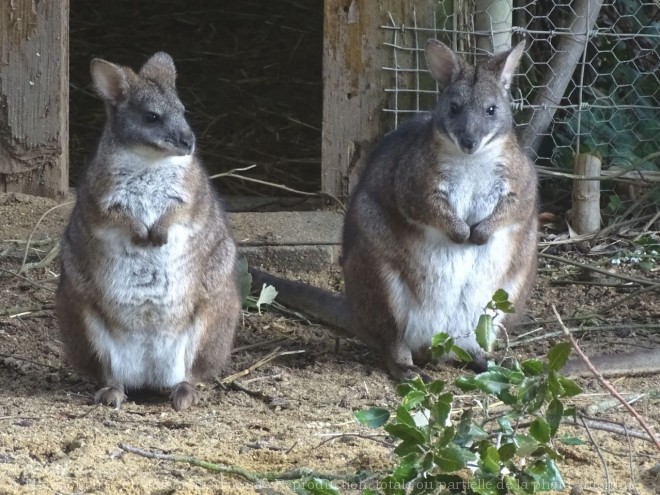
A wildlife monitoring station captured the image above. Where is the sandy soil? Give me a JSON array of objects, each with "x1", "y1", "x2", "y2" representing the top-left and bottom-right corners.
[{"x1": 0, "y1": 192, "x2": 658, "y2": 495}]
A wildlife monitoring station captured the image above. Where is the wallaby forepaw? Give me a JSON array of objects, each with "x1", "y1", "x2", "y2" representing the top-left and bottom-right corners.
[
  {"x1": 94, "y1": 386, "x2": 125, "y2": 408},
  {"x1": 449, "y1": 221, "x2": 470, "y2": 244},
  {"x1": 170, "y1": 382, "x2": 198, "y2": 411},
  {"x1": 148, "y1": 226, "x2": 169, "y2": 246},
  {"x1": 469, "y1": 223, "x2": 492, "y2": 245}
]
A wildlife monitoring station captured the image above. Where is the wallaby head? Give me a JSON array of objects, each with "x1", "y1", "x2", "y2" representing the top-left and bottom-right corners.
[
  {"x1": 90, "y1": 52, "x2": 195, "y2": 157},
  {"x1": 425, "y1": 40, "x2": 525, "y2": 155}
]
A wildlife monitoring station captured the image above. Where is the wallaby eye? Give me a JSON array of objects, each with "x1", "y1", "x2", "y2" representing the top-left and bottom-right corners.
[
  {"x1": 449, "y1": 103, "x2": 460, "y2": 115},
  {"x1": 486, "y1": 105, "x2": 497, "y2": 116},
  {"x1": 144, "y1": 112, "x2": 160, "y2": 124}
]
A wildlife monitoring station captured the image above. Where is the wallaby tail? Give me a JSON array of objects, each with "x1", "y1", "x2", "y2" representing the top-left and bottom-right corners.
[{"x1": 249, "y1": 267, "x2": 351, "y2": 335}]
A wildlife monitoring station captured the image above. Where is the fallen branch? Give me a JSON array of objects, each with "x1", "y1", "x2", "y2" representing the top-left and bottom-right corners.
[
  {"x1": 552, "y1": 305, "x2": 660, "y2": 451},
  {"x1": 118, "y1": 443, "x2": 369, "y2": 483},
  {"x1": 539, "y1": 253, "x2": 660, "y2": 288}
]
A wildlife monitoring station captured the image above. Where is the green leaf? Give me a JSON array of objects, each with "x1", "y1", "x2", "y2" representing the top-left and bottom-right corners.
[
  {"x1": 451, "y1": 344, "x2": 473, "y2": 363},
  {"x1": 479, "y1": 445, "x2": 501, "y2": 474},
  {"x1": 255, "y1": 283, "x2": 278, "y2": 314},
  {"x1": 401, "y1": 390, "x2": 426, "y2": 410},
  {"x1": 475, "y1": 314, "x2": 496, "y2": 352},
  {"x1": 497, "y1": 416, "x2": 513, "y2": 434},
  {"x1": 558, "y1": 436, "x2": 586, "y2": 445},
  {"x1": 558, "y1": 377, "x2": 583, "y2": 397},
  {"x1": 546, "y1": 399, "x2": 563, "y2": 437},
  {"x1": 489, "y1": 288, "x2": 516, "y2": 313},
  {"x1": 514, "y1": 434, "x2": 539, "y2": 458},
  {"x1": 547, "y1": 343, "x2": 572, "y2": 371},
  {"x1": 474, "y1": 370, "x2": 510, "y2": 394},
  {"x1": 427, "y1": 380, "x2": 446, "y2": 396},
  {"x1": 430, "y1": 393, "x2": 452, "y2": 426},
  {"x1": 498, "y1": 442, "x2": 517, "y2": 462},
  {"x1": 521, "y1": 359, "x2": 544, "y2": 376},
  {"x1": 502, "y1": 475, "x2": 529, "y2": 495},
  {"x1": 433, "y1": 446, "x2": 467, "y2": 472},
  {"x1": 395, "y1": 406, "x2": 416, "y2": 428},
  {"x1": 526, "y1": 458, "x2": 565, "y2": 492},
  {"x1": 234, "y1": 257, "x2": 252, "y2": 304},
  {"x1": 454, "y1": 376, "x2": 478, "y2": 392},
  {"x1": 355, "y1": 408, "x2": 390, "y2": 429},
  {"x1": 300, "y1": 478, "x2": 340, "y2": 495},
  {"x1": 393, "y1": 440, "x2": 424, "y2": 458},
  {"x1": 529, "y1": 417, "x2": 551, "y2": 443},
  {"x1": 384, "y1": 423, "x2": 427, "y2": 444},
  {"x1": 431, "y1": 332, "x2": 452, "y2": 348}
]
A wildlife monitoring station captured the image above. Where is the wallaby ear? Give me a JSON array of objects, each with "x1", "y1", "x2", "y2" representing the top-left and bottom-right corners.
[
  {"x1": 140, "y1": 52, "x2": 177, "y2": 86},
  {"x1": 90, "y1": 59, "x2": 131, "y2": 103},
  {"x1": 491, "y1": 40, "x2": 525, "y2": 91},
  {"x1": 425, "y1": 39, "x2": 462, "y2": 88}
]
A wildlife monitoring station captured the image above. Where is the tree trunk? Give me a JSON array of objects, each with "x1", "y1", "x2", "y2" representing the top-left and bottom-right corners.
[{"x1": 0, "y1": 0, "x2": 69, "y2": 199}]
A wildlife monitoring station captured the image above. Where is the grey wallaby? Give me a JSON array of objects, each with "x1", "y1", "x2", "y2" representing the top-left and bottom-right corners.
[
  {"x1": 56, "y1": 52, "x2": 240, "y2": 410},
  {"x1": 251, "y1": 39, "x2": 538, "y2": 380}
]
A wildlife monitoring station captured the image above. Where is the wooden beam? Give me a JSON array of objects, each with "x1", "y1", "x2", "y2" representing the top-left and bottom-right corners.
[
  {"x1": 322, "y1": 0, "x2": 434, "y2": 199},
  {"x1": 0, "y1": 0, "x2": 69, "y2": 199}
]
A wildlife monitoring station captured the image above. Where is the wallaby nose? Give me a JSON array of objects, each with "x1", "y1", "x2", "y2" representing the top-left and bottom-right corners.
[
  {"x1": 459, "y1": 138, "x2": 476, "y2": 152},
  {"x1": 179, "y1": 132, "x2": 195, "y2": 154}
]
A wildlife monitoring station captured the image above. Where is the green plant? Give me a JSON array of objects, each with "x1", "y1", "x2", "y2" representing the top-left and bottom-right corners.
[
  {"x1": 300, "y1": 291, "x2": 583, "y2": 495},
  {"x1": 610, "y1": 234, "x2": 660, "y2": 272}
]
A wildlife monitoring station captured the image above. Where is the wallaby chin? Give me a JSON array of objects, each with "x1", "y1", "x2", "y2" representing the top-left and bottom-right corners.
[{"x1": 128, "y1": 144, "x2": 194, "y2": 164}]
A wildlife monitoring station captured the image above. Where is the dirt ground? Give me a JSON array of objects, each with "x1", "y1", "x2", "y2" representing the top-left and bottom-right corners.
[{"x1": 0, "y1": 192, "x2": 658, "y2": 495}]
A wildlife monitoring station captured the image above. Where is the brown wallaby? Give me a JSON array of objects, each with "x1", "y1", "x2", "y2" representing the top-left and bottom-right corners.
[
  {"x1": 56, "y1": 52, "x2": 240, "y2": 410},
  {"x1": 251, "y1": 39, "x2": 538, "y2": 380}
]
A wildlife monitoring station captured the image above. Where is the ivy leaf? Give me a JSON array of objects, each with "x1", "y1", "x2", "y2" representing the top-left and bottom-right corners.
[
  {"x1": 529, "y1": 417, "x2": 551, "y2": 443},
  {"x1": 547, "y1": 343, "x2": 572, "y2": 371},
  {"x1": 427, "y1": 380, "x2": 446, "y2": 396},
  {"x1": 430, "y1": 393, "x2": 452, "y2": 426},
  {"x1": 475, "y1": 314, "x2": 496, "y2": 352},
  {"x1": 355, "y1": 408, "x2": 390, "y2": 429}
]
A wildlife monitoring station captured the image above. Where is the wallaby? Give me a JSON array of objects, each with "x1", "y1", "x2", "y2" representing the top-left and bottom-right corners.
[
  {"x1": 251, "y1": 39, "x2": 538, "y2": 380},
  {"x1": 56, "y1": 52, "x2": 240, "y2": 410}
]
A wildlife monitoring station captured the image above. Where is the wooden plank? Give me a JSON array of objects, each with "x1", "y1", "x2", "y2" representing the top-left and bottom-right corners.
[
  {"x1": 0, "y1": 0, "x2": 69, "y2": 199},
  {"x1": 322, "y1": 0, "x2": 434, "y2": 198}
]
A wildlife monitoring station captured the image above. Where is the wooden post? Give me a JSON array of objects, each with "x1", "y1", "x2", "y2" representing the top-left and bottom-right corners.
[
  {"x1": 0, "y1": 0, "x2": 69, "y2": 199},
  {"x1": 322, "y1": 0, "x2": 434, "y2": 199},
  {"x1": 474, "y1": 0, "x2": 513, "y2": 55},
  {"x1": 572, "y1": 153, "x2": 601, "y2": 234}
]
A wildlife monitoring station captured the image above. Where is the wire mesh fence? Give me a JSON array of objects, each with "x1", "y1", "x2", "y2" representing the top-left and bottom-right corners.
[{"x1": 382, "y1": 0, "x2": 660, "y2": 172}]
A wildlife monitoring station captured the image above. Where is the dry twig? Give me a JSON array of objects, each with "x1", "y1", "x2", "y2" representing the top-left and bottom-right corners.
[{"x1": 552, "y1": 305, "x2": 660, "y2": 452}]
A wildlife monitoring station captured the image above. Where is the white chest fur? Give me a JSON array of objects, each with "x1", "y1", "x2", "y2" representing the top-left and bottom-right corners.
[
  {"x1": 387, "y1": 225, "x2": 523, "y2": 356},
  {"x1": 438, "y1": 148, "x2": 508, "y2": 226},
  {"x1": 92, "y1": 151, "x2": 197, "y2": 308},
  {"x1": 84, "y1": 310, "x2": 199, "y2": 389}
]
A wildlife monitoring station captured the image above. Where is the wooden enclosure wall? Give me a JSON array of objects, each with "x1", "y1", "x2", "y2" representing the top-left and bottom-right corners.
[
  {"x1": 0, "y1": 0, "x2": 69, "y2": 199},
  {"x1": 322, "y1": 0, "x2": 434, "y2": 198}
]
